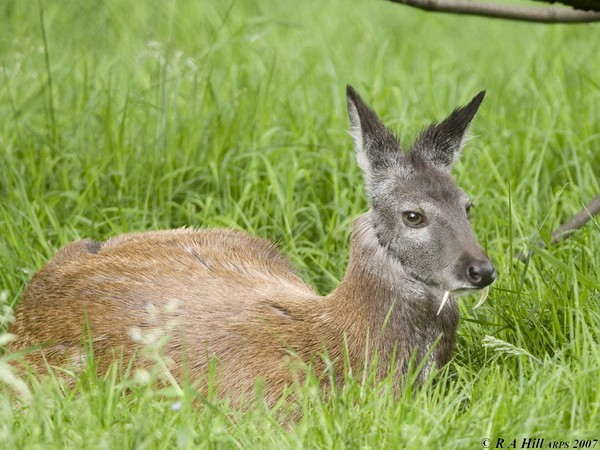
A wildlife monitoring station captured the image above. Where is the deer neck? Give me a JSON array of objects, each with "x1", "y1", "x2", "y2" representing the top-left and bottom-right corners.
[
  {"x1": 324, "y1": 211, "x2": 459, "y2": 371},
  {"x1": 331, "y1": 211, "x2": 442, "y2": 309}
]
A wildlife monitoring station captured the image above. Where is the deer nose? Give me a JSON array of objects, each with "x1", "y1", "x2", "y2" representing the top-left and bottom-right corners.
[{"x1": 467, "y1": 260, "x2": 496, "y2": 288}]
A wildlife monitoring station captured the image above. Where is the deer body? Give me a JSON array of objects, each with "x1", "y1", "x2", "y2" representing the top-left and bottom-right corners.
[{"x1": 9, "y1": 86, "x2": 495, "y2": 403}]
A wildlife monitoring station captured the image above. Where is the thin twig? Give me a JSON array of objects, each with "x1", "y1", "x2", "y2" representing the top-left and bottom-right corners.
[
  {"x1": 548, "y1": 194, "x2": 600, "y2": 244},
  {"x1": 388, "y1": 0, "x2": 600, "y2": 23},
  {"x1": 515, "y1": 194, "x2": 600, "y2": 262}
]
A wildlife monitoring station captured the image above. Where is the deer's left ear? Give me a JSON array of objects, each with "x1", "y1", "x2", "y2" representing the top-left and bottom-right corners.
[{"x1": 411, "y1": 91, "x2": 485, "y2": 172}]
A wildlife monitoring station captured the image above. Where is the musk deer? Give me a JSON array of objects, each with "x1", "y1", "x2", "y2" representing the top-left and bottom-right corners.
[{"x1": 8, "y1": 86, "x2": 496, "y2": 404}]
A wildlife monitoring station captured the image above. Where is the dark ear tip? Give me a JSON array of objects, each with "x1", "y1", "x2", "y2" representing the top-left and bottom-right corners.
[
  {"x1": 472, "y1": 90, "x2": 486, "y2": 106},
  {"x1": 346, "y1": 84, "x2": 359, "y2": 102},
  {"x1": 459, "y1": 90, "x2": 486, "y2": 117}
]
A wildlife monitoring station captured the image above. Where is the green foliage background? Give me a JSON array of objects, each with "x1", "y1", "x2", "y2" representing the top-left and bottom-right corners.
[{"x1": 0, "y1": 0, "x2": 598, "y2": 448}]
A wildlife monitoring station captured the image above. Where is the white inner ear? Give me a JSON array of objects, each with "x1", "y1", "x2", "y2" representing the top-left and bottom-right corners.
[
  {"x1": 347, "y1": 100, "x2": 371, "y2": 177},
  {"x1": 453, "y1": 132, "x2": 472, "y2": 162},
  {"x1": 448, "y1": 131, "x2": 476, "y2": 169}
]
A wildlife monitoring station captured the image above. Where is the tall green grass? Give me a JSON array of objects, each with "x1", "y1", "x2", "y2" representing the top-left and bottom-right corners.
[{"x1": 1, "y1": 0, "x2": 599, "y2": 447}]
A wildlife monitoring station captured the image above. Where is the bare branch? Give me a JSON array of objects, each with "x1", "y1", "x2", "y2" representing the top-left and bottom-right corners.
[
  {"x1": 532, "y1": 0, "x2": 600, "y2": 12},
  {"x1": 515, "y1": 194, "x2": 600, "y2": 262},
  {"x1": 388, "y1": 0, "x2": 600, "y2": 23},
  {"x1": 548, "y1": 194, "x2": 600, "y2": 245}
]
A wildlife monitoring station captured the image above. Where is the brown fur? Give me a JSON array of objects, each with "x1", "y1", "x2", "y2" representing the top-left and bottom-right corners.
[{"x1": 7, "y1": 86, "x2": 495, "y2": 405}]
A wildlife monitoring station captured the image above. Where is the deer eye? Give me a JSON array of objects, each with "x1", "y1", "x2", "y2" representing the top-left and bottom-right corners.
[
  {"x1": 402, "y1": 211, "x2": 427, "y2": 228},
  {"x1": 466, "y1": 202, "x2": 474, "y2": 219}
]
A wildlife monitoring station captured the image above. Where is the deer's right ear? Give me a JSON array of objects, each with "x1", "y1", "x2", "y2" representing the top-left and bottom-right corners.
[{"x1": 346, "y1": 85, "x2": 400, "y2": 184}]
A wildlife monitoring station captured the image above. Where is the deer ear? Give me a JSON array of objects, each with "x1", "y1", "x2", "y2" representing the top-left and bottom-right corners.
[
  {"x1": 346, "y1": 85, "x2": 400, "y2": 184},
  {"x1": 411, "y1": 91, "x2": 485, "y2": 172}
]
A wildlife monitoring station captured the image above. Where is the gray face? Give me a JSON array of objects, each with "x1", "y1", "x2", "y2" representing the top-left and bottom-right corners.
[
  {"x1": 346, "y1": 85, "x2": 496, "y2": 293},
  {"x1": 370, "y1": 155, "x2": 492, "y2": 291}
]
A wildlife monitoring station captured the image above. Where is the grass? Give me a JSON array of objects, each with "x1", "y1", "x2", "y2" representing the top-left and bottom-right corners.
[{"x1": 1, "y1": 0, "x2": 599, "y2": 447}]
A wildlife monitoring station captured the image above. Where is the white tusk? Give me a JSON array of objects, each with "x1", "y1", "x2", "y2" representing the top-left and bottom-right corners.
[
  {"x1": 436, "y1": 291, "x2": 451, "y2": 316},
  {"x1": 473, "y1": 286, "x2": 490, "y2": 309}
]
